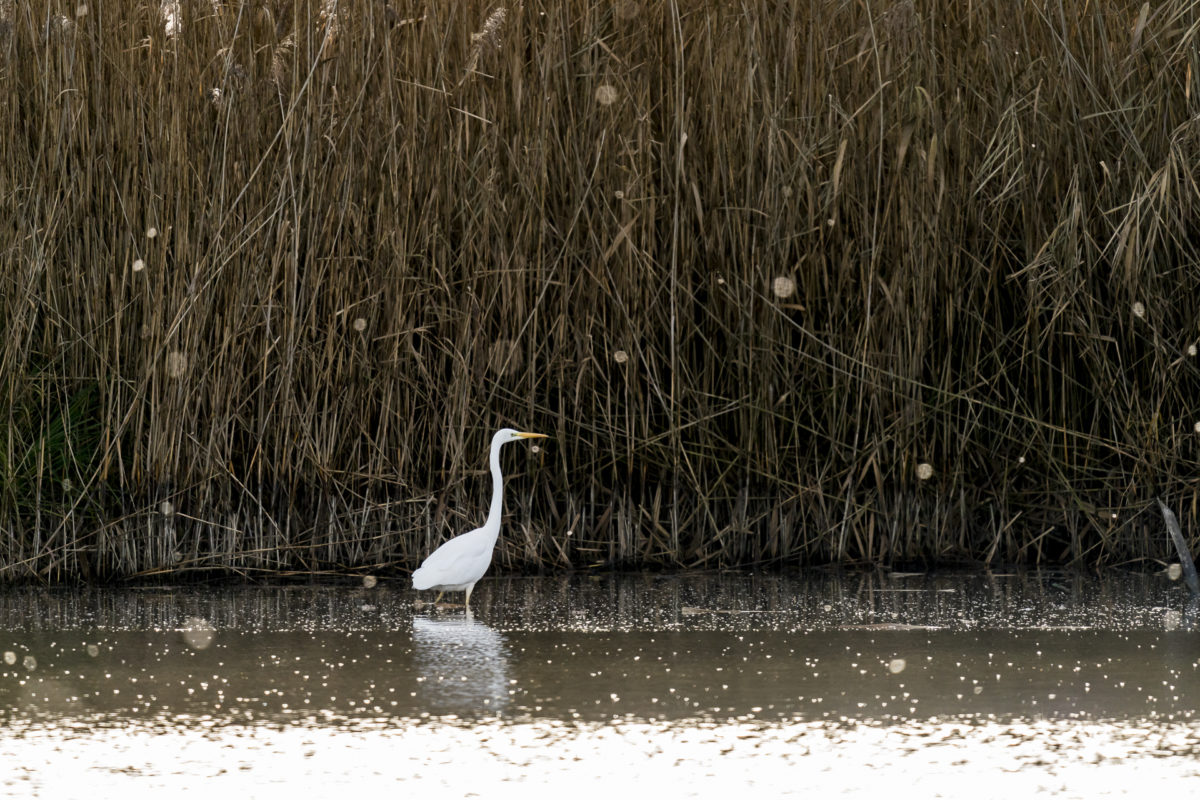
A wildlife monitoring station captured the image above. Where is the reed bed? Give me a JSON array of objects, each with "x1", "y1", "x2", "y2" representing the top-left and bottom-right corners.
[{"x1": 2, "y1": 0, "x2": 1199, "y2": 581}]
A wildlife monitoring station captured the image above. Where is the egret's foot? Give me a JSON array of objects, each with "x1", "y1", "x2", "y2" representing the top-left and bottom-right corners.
[
  {"x1": 414, "y1": 594, "x2": 454, "y2": 610},
  {"x1": 414, "y1": 591, "x2": 470, "y2": 613}
]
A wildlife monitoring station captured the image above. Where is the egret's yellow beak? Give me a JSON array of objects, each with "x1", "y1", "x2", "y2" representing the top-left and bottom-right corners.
[{"x1": 516, "y1": 431, "x2": 549, "y2": 439}]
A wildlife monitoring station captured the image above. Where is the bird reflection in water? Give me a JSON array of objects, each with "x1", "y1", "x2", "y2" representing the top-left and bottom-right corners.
[{"x1": 411, "y1": 615, "x2": 510, "y2": 716}]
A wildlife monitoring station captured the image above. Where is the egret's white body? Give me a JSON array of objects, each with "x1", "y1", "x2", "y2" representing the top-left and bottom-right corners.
[{"x1": 412, "y1": 428, "x2": 547, "y2": 608}]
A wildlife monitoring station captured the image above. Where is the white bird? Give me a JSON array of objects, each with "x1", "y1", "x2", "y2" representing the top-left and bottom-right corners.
[{"x1": 412, "y1": 428, "x2": 548, "y2": 609}]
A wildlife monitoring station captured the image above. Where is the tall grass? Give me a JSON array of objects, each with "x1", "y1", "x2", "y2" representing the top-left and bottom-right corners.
[{"x1": 1, "y1": 0, "x2": 1199, "y2": 581}]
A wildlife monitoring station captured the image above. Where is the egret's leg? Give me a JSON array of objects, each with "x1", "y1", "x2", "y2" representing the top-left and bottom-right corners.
[
  {"x1": 464, "y1": 584, "x2": 474, "y2": 609},
  {"x1": 434, "y1": 591, "x2": 444, "y2": 604}
]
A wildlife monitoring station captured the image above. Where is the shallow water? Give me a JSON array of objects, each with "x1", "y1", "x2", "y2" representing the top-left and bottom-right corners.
[{"x1": 1, "y1": 571, "x2": 1198, "y2": 797}]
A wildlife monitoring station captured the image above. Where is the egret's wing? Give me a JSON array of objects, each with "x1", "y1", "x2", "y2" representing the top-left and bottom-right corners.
[{"x1": 412, "y1": 528, "x2": 494, "y2": 589}]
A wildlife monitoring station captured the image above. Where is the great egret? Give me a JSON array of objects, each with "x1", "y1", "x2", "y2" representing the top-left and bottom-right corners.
[{"x1": 412, "y1": 428, "x2": 548, "y2": 609}]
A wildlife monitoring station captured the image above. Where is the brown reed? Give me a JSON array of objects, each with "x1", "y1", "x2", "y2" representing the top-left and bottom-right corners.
[{"x1": 1, "y1": 0, "x2": 1199, "y2": 581}]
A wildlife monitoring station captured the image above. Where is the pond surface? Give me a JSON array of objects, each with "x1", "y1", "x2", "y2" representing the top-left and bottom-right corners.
[{"x1": 1, "y1": 571, "x2": 1198, "y2": 797}]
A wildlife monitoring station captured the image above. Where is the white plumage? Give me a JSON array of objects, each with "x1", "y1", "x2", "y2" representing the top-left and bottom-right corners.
[{"x1": 412, "y1": 428, "x2": 547, "y2": 608}]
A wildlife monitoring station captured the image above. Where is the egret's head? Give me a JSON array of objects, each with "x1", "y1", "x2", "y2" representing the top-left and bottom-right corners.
[{"x1": 494, "y1": 427, "x2": 549, "y2": 444}]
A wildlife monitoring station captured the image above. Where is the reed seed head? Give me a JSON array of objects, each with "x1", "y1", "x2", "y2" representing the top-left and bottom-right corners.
[
  {"x1": 772, "y1": 276, "x2": 796, "y2": 299},
  {"x1": 271, "y1": 34, "x2": 296, "y2": 88},
  {"x1": 1168, "y1": 563, "x2": 1183, "y2": 581},
  {"x1": 1132, "y1": 301, "x2": 1145, "y2": 318},
  {"x1": 146, "y1": 227, "x2": 157, "y2": 239},
  {"x1": 463, "y1": 7, "x2": 507, "y2": 78},
  {"x1": 160, "y1": 0, "x2": 181, "y2": 37},
  {"x1": 916, "y1": 463, "x2": 933, "y2": 480},
  {"x1": 353, "y1": 317, "x2": 367, "y2": 332},
  {"x1": 481, "y1": 7, "x2": 506, "y2": 41},
  {"x1": 45, "y1": 15, "x2": 73, "y2": 38},
  {"x1": 132, "y1": 258, "x2": 145, "y2": 273},
  {"x1": 165, "y1": 351, "x2": 189, "y2": 378},
  {"x1": 595, "y1": 84, "x2": 618, "y2": 106},
  {"x1": 362, "y1": 575, "x2": 377, "y2": 589},
  {"x1": 1188, "y1": 344, "x2": 1197, "y2": 357},
  {"x1": 320, "y1": 0, "x2": 339, "y2": 26},
  {"x1": 613, "y1": 349, "x2": 629, "y2": 364},
  {"x1": 471, "y1": 7, "x2": 506, "y2": 50}
]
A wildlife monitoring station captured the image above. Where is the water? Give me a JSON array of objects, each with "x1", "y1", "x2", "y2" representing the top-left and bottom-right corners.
[{"x1": 1, "y1": 571, "x2": 1198, "y2": 797}]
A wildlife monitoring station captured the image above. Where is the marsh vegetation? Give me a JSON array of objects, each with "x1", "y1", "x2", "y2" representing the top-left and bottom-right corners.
[{"x1": 1, "y1": 0, "x2": 1199, "y2": 579}]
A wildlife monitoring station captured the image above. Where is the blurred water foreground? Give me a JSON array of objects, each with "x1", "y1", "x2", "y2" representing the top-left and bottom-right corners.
[{"x1": 1, "y1": 571, "x2": 1199, "y2": 798}]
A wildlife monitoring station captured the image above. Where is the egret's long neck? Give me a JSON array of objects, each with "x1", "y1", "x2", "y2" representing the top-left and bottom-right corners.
[{"x1": 483, "y1": 438, "x2": 506, "y2": 542}]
